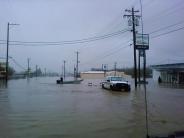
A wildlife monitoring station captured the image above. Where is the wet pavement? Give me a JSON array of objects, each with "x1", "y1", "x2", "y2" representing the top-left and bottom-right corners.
[{"x1": 0, "y1": 77, "x2": 184, "y2": 138}]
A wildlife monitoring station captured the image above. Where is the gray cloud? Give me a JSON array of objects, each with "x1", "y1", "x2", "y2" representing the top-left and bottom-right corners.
[{"x1": 0, "y1": 0, "x2": 184, "y2": 73}]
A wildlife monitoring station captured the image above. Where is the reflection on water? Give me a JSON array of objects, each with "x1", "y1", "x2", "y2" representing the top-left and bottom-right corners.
[
  {"x1": 0, "y1": 77, "x2": 184, "y2": 138},
  {"x1": 0, "y1": 80, "x2": 7, "y2": 88},
  {"x1": 159, "y1": 83, "x2": 184, "y2": 89}
]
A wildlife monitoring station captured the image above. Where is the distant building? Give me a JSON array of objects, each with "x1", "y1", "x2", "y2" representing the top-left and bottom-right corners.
[
  {"x1": 80, "y1": 71, "x2": 105, "y2": 79},
  {"x1": 106, "y1": 71, "x2": 125, "y2": 77},
  {"x1": 151, "y1": 63, "x2": 184, "y2": 84},
  {"x1": 0, "y1": 62, "x2": 6, "y2": 78},
  {"x1": 80, "y1": 70, "x2": 126, "y2": 79}
]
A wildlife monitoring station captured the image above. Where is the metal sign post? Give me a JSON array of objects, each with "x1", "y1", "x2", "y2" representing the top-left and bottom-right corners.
[
  {"x1": 136, "y1": 33, "x2": 149, "y2": 50},
  {"x1": 136, "y1": 34, "x2": 149, "y2": 84}
]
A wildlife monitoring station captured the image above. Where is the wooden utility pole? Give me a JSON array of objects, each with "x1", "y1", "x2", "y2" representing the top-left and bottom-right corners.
[
  {"x1": 114, "y1": 62, "x2": 117, "y2": 76},
  {"x1": 61, "y1": 65, "x2": 63, "y2": 78},
  {"x1": 103, "y1": 64, "x2": 107, "y2": 77},
  {"x1": 132, "y1": 7, "x2": 138, "y2": 88},
  {"x1": 6, "y1": 22, "x2": 19, "y2": 83},
  {"x1": 6, "y1": 23, "x2": 10, "y2": 83},
  {"x1": 63, "y1": 60, "x2": 66, "y2": 79},
  {"x1": 74, "y1": 64, "x2": 76, "y2": 79},
  {"x1": 124, "y1": 7, "x2": 140, "y2": 88},
  {"x1": 44, "y1": 68, "x2": 46, "y2": 76},
  {"x1": 27, "y1": 58, "x2": 30, "y2": 77},
  {"x1": 76, "y1": 51, "x2": 79, "y2": 78},
  {"x1": 36, "y1": 65, "x2": 38, "y2": 77}
]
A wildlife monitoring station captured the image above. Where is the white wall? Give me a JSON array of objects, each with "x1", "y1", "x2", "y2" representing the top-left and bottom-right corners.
[
  {"x1": 152, "y1": 69, "x2": 161, "y2": 82},
  {"x1": 80, "y1": 73, "x2": 105, "y2": 79}
]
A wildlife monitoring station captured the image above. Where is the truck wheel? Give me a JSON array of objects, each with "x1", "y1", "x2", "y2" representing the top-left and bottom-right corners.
[
  {"x1": 110, "y1": 85, "x2": 114, "y2": 90},
  {"x1": 126, "y1": 87, "x2": 131, "y2": 92},
  {"x1": 102, "y1": 84, "x2": 105, "y2": 89}
]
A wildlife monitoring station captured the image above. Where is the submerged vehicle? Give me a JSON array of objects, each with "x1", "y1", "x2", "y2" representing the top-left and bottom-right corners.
[{"x1": 102, "y1": 76, "x2": 131, "y2": 91}]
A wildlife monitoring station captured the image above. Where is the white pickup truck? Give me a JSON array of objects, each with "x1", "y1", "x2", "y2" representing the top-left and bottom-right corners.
[{"x1": 102, "y1": 76, "x2": 131, "y2": 92}]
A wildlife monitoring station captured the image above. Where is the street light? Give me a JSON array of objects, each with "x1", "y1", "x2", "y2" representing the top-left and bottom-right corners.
[{"x1": 6, "y1": 22, "x2": 19, "y2": 83}]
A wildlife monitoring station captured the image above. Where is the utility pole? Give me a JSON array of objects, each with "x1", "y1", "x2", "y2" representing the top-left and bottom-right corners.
[
  {"x1": 114, "y1": 62, "x2": 117, "y2": 76},
  {"x1": 27, "y1": 58, "x2": 30, "y2": 77},
  {"x1": 76, "y1": 51, "x2": 79, "y2": 78},
  {"x1": 103, "y1": 64, "x2": 107, "y2": 77},
  {"x1": 6, "y1": 23, "x2": 10, "y2": 83},
  {"x1": 44, "y1": 68, "x2": 46, "y2": 76},
  {"x1": 6, "y1": 22, "x2": 19, "y2": 83},
  {"x1": 63, "y1": 60, "x2": 66, "y2": 79},
  {"x1": 73, "y1": 64, "x2": 76, "y2": 79},
  {"x1": 61, "y1": 65, "x2": 63, "y2": 78},
  {"x1": 124, "y1": 7, "x2": 140, "y2": 88},
  {"x1": 36, "y1": 65, "x2": 38, "y2": 77}
]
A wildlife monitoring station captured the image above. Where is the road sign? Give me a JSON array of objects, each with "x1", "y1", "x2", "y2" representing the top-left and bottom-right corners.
[
  {"x1": 103, "y1": 64, "x2": 108, "y2": 71},
  {"x1": 136, "y1": 34, "x2": 149, "y2": 50}
]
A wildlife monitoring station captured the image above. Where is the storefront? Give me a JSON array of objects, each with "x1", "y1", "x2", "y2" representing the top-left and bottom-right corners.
[{"x1": 151, "y1": 63, "x2": 184, "y2": 84}]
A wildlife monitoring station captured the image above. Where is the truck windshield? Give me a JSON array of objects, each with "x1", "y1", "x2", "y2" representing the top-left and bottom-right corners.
[{"x1": 111, "y1": 77, "x2": 124, "y2": 81}]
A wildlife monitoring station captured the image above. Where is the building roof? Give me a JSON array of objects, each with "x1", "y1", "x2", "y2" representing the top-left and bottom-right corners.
[
  {"x1": 80, "y1": 71, "x2": 104, "y2": 74},
  {"x1": 151, "y1": 63, "x2": 184, "y2": 71},
  {"x1": 81, "y1": 70, "x2": 125, "y2": 74}
]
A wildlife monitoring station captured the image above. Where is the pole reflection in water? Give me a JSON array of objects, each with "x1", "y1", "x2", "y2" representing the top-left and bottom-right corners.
[{"x1": 0, "y1": 80, "x2": 7, "y2": 88}]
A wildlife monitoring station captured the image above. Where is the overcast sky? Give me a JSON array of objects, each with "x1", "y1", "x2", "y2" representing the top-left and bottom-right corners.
[{"x1": 0, "y1": 0, "x2": 184, "y2": 73}]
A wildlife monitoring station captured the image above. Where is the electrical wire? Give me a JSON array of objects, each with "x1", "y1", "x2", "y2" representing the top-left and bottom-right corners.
[
  {"x1": 93, "y1": 13, "x2": 125, "y2": 36},
  {"x1": 80, "y1": 40, "x2": 131, "y2": 65},
  {"x1": 149, "y1": 20, "x2": 184, "y2": 34},
  {"x1": 0, "y1": 56, "x2": 26, "y2": 71},
  {"x1": 0, "y1": 29, "x2": 129, "y2": 46},
  {"x1": 144, "y1": 0, "x2": 184, "y2": 24},
  {"x1": 9, "y1": 57, "x2": 26, "y2": 71},
  {"x1": 81, "y1": 43, "x2": 131, "y2": 66},
  {"x1": 151, "y1": 26, "x2": 184, "y2": 39}
]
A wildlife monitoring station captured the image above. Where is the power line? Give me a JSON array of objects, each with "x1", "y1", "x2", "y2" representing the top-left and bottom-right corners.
[
  {"x1": 93, "y1": 13, "x2": 124, "y2": 36},
  {"x1": 142, "y1": 0, "x2": 156, "y2": 9},
  {"x1": 9, "y1": 57, "x2": 26, "y2": 71},
  {"x1": 99, "y1": 45, "x2": 130, "y2": 60},
  {"x1": 129, "y1": 0, "x2": 155, "y2": 8},
  {"x1": 149, "y1": 20, "x2": 184, "y2": 34},
  {"x1": 81, "y1": 44, "x2": 131, "y2": 66},
  {"x1": 151, "y1": 26, "x2": 184, "y2": 39},
  {"x1": 144, "y1": 1, "x2": 184, "y2": 24},
  {"x1": 0, "y1": 29, "x2": 129, "y2": 46},
  {"x1": 80, "y1": 40, "x2": 131, "y2": 65}
]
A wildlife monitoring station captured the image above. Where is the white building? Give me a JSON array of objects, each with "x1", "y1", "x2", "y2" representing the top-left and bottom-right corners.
[
  {"x1": 80, "y1": 71, "x2": 126, "y2": 79},
  {"x1": 80, "y1": 71, "x2": 105, "y2": 79},
  {"x1": 151, "y1": 63, "x2": 184, "y2": 84}
]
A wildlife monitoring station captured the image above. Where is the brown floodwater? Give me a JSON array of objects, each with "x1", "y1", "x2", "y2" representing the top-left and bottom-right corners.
[{"x1": 0, "y1": 77, "x2": 184, "y2": 138}]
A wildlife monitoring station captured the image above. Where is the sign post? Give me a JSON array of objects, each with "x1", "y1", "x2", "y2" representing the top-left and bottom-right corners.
[
  {"x1": 135, "y1": 33, "x2": 149, "y2": 50},
  {"x1": 136, "y1": 34, "x2": 149, "y2": 84}
]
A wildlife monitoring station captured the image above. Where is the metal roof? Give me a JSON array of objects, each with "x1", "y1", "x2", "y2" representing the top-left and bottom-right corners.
[
  {"x1": 80, "y1": 71, "x2": 104, "y2": 74},
  {"x1": 151, "y1": 63, "x2": 184, "y2": 71}
]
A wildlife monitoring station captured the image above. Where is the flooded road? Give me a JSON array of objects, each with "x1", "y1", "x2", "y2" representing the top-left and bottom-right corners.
[{"x1": 0, "y1": 77, "x2": 184, "y2": 138}]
